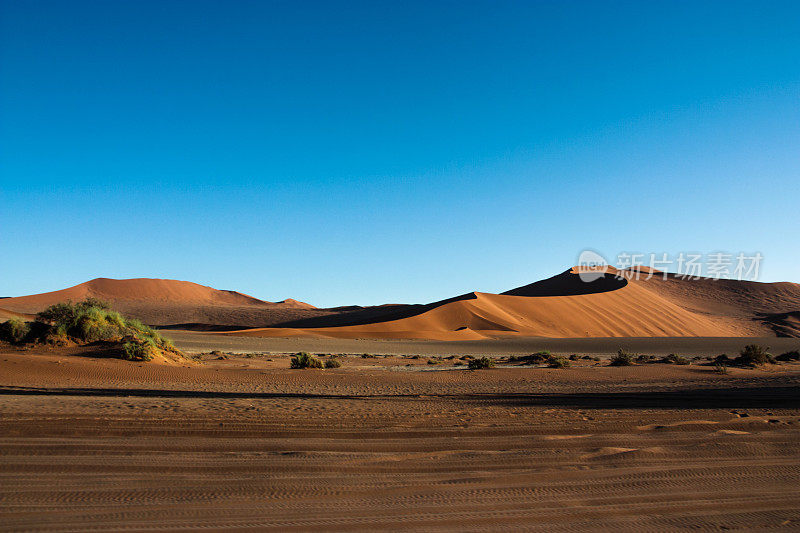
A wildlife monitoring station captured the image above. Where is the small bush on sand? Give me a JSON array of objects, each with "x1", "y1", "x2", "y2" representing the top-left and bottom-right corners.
[
  {"x1": 468, "y1": 356, "x2": 495, "y2": 370},
  {"x1": 662, "y1": 353, "x2": 690, "y2": 365},
  {"x1": 324, "y1": 358, "x2": 341, "y2": 369},
  {"x1": 735, "y1": 344, "x2": 774, "y2": 367},
  {"x1": 510, "y1": 351, "x2": 554, "y2": 365},
  {"x1": 568, "y1": 354, "x2": 578, "y2": 361},
  {"x1": 547, "y1": 355, "x2": 570, "y2": 368},
  {"x1": 776, "y1": 350, "x2": 800, "y2": 362},
  {"x1": 10, "y1": 299, "x2": 180, "y2": 362},
  {"x1": 0, "y1": 318, "x2": 32, "y2": 344},
  {"x1": 635, "y1": 354, "x2": 654, "y2": 363},
  {"x1": 290, "y1": 352, "x2": 323, "y2": 369},
  {"x1": 34, "y1": 299, "x2": 173, "y2": 348},
  {"x1": 609, "y1": 349, "x2": 633, "y2": 366},
  {"x1": 713, "y1": 363, "x2": 728, "y2": 374}
]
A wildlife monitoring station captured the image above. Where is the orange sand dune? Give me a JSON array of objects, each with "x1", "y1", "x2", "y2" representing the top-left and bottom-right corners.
[
  {"x1": 1, "y1": 278, "x2": 274, "y2": 311},
  {"x1": 229, "y1": 285, "x2": 735, "y2": 340},
  {"x1": 229, "y1": 268, "x2": 800, "y2": 340},
  {"x1": 0, "y1": 278, "x2": 321, "y2": 327}
]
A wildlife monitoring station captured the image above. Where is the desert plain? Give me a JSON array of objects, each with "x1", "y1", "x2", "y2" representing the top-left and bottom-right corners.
[{"x1": 1, "y1": 267, "x2": 799, "y2": 531}]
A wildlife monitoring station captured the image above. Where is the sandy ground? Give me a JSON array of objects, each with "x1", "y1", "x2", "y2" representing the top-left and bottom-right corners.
[
  {"x1": 165, "y1": 329, "x2": 800, "y2": 358},
  {"x1": 2, "y1": 340, "x2": 800, "y2": 531}
]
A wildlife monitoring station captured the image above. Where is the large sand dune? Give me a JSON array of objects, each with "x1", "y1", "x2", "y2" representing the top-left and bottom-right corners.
[
  {"x1": 0, "y1": 278, "x2": 329, "y2": 327},
  {"x1": 228, "y1": 268, "x2": 800, "y2": 340}
]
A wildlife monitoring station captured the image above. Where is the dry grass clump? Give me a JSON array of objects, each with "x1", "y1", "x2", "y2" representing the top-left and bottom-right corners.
[
  {"x1": 290, "y1": 352, "x2": 323, "y2": 369},
  {"x1": 609, "y1": 349, "x2": 634, "y2": 366},
  {"x1": 324, "y1": 358, "x2": 342, "y2": 369},
  {"x1": 735, "y1": 344, "x2": 775, "y2": 367},
  {"x1": 547, "y1": 355, "x2": 570, "y2": 368},
  {"x1": 468, "y1": 356, "x2": 495, "y2": 370}
]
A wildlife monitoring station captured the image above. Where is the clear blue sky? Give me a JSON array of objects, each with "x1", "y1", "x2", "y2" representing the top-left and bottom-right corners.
[{"x1": 1, "y1": 0, "x2": 798, "y2": 307}]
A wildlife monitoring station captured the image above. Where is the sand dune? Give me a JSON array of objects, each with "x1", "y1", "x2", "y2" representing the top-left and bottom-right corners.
[
  {"x1": 0, "y1": 278, "x2": 325, "y2": 327},
  {"x1": 230, "y1": 268, "x2": 800, "y2": 340},
  {"x1": 1, "y1": 277, "x2": 276, "y2": 309}
]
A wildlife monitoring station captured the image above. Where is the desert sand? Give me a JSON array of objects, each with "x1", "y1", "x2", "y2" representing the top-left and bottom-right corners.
[{"x1": 1, "y1": 342, "x2": 799, "y2": 531}]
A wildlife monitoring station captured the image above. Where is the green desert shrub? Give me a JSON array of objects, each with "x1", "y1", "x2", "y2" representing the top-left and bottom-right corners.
[
  {"x1": 36, "y1": 302, "x2": 79, "y2": 326},
  {"x1": 0, "y1": 318, "x2": 31, "y2": 343},
  {"x1": 735, "y1": 344, "x2": 774, "y2": 367},
  {"x1": 547, "y1": 355, "x2": 570, "y2": 368},
  {"x1": 468, "y1": 356, "x2": 495, "y2": 370},
  {"x1": 122, "y1": 339, "x2": 156, "y2": 362},
  {"x1": 324, "y1": 358, "x2": 342, "y2": 369},
  {"x1": 23, "y1": 299, "x2": 179, "y2": 361},
  {"x1": 713, "y1": 363, "x2": 728, "y2": 374},
  {"x1": 609, "y1": 349, "x2": 634, "y2": 366},
  {"x1": 290, "y1": 352, "x2": 323, "y2": 369}
]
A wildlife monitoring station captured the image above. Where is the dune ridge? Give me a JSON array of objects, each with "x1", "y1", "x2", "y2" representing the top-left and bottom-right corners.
[{"x1": 0, "y1": 278, "x2": 323, "y2": 327}]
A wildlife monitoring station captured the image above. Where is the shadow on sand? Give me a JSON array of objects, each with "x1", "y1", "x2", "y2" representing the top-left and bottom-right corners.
[{"x1": 1, "y1": 385, "x2": 798, "y2": 409}]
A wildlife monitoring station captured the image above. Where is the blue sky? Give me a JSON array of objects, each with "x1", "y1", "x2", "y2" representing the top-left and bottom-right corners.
[{"x1": 1, "y1": 0, "x2": 798, "y2": 307}]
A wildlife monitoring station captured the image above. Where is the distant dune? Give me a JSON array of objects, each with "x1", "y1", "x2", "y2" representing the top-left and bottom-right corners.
[
  {"x1": 0, "y1": 278, "x2": 327, "y2": 327},
  {"x1": 4, "y1": 269, "x2": 800, "y2": 339}
]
